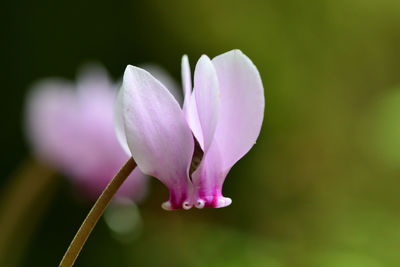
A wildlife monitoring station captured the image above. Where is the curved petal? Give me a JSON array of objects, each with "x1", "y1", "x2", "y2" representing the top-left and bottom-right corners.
[
  {"x1": 212, "y1": 49, "x2": 265, "y2": 171},
  {"x1": 140, "y1": 63, "x2": 182, "y2": 105},
  {"x1": 115, "y1": 64, "x2": 182, "y2": 156},
  {"x1": 184, "y1": 92, "x2": 204, "y2": 148},
  {"x1": 191, "y1": 50, "x2": 264, "y2": 209},
  {"x1": 114, "y1": 87, "x2": 131, "y2": 155},
  {"x1": 193, "y1": 55, "x2": 220, "y2": 152},
  {"x1": 120, "y1": 65, "x2": 194, "y2": 208},
  {"x1": 182, "y1": 55, "x2": 220, "y2": 151},
  {"x1": 181, "y1": 55, "x2": 192, "y2": 111}
]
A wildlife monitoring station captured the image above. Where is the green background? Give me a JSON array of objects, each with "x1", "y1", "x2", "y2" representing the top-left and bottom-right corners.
[{"x1": 2, "y1": 0, "x2": 400, "y2": 266}]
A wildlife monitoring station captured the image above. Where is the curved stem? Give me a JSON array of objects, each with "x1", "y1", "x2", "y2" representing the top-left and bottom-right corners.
[{"x1": 59, "y1": 157, "x2": 136, "y2": 267}]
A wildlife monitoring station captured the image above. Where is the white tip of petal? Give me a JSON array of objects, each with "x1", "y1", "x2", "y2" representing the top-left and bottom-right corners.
[
  {"x1": 182, "y1": 200, "x2": 193, "y2": 210},
  {"x1": 161, "y1": 201, "x2": 173, "y2": 211},
  {"x1": 216, "y1": 197, "x2": 232, "y2": 208},
  {"x1": 195, "y1": 199, "x2": 205, "y2": 209}
]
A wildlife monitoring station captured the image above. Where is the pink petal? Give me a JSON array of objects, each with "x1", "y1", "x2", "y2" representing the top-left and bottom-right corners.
[
  {"x1": 193, "y1": 55, "x2": 220, "y2": 152},
  {"x1": 191, "y1": 143, "x2": 232, "y2": 209},
  {"x1": 120, "y1": 65, "x2": 194, "y2": 209},
  {"x1": 212, "y1": 49, "x2": 265, "y2": 171},
  {"x1": 184, "y1": 92, "x2": 204, "y2": 148},
  {"x1": 182, "y1": 55, "x2": 219, "y2": 150},
  {"x1": 25, "y1": 72, "x2": 149, "y2": 202},
  {"x1": 140, "y1": 63, "x2": 182, "y2": 105},
  {"x1": 191, "y1": 50, "x2": 264, "y2": 208},
  {"x1": 181, "y1": 55, "x2": 192, "y2": 111},
  {"x1": 76, "y1": 64, "x2": 113, "y2": 95},
  {"x1": 114, "y1": 86, "x2": 131, "y2": 155},
  {"x1": 181, "y1": 55, "x2": 220, "y2": 151},
  {"x1": 116, "y1": 64, "x2": 181, "y2": 156},
  {"x1": 25, "y1": 79, "x2": 79, "y2": 171}
]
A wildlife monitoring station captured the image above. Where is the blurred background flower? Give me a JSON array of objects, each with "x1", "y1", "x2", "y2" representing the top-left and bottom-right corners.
[
  {"x1": 25, "y1": 64, "x2": 148, "y2": 201},
  {"x1": 1, "y1": 0, "x2": 400, "y2": 266}
]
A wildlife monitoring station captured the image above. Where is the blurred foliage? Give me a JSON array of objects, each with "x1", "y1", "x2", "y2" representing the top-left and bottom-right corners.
[{"x1": 2, "y1": 0, "x2": 400, "y2": 266}]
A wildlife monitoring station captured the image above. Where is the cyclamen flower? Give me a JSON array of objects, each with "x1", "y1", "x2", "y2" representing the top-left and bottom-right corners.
[
  {"x1": 25, "y1": 65, "x2": 148, "y2": 201},
  {"x1": 115, "y1": 50, "x2": 265, "y2": 210}
]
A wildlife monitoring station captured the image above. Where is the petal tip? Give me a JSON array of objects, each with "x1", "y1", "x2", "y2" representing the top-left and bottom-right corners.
[
  {"x1": 199, "y1": 54, "x2": 211, "y2": 61},
  {"x1": 216, "y1": 197, "x2": 232, "y2": 208},
  {"x1": 124, "y1": 65, "x2": 146, "y2": 80},
  {"x1": 161, "y1": 201, "x2": 173, "y2": 211},
  {"x1": 232, "y1": 49, "x2": 243, "y2": 54},
  {"x1": 125, "y1": 64, "x2": 135, "y2": 72}
]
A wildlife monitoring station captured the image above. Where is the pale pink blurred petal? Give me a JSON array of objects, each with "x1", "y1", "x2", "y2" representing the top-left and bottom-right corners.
[{"x1": 25, "y1": 65, "x2": 148, "y2": 202}]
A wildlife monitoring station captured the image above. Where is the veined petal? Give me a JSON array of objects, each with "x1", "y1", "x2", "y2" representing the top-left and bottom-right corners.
[
  {"x1": 193, "y1": 55, "x2": 220, "y2": 152},
  {"x1": 212, "y1": 49, "x2": 265, "y2": 171},
  {"x1": 120, "y1": 65, "x2": 194, "y2": 208}
]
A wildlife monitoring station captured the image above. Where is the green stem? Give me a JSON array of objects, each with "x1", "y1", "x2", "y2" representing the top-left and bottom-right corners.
[{"x1": 59, "y1": 157, "x2": 136, "y2": 267}]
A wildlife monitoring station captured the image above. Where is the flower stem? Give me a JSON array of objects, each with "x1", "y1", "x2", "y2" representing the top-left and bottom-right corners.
[{"x1": 59, "y1": 157, "x2": 136, "y2": 267}]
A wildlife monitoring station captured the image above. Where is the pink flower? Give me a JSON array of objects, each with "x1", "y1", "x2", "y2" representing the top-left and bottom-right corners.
[
  {"x1": 25, "y1": 65, "x2": 148, "y2": 202},
  {"x1": 115, "y1": 50, "x2": 265, "y2": 210}
]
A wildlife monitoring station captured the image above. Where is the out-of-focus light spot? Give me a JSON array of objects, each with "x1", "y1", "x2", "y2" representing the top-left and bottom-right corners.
[{"x1": 103, "y1": 198, "x2": 142, "y2": 243}]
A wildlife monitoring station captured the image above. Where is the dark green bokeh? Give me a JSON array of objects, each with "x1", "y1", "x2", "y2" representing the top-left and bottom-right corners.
[{"x1": 2, "y1": 0, "x2": 400, "y2": 266}]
